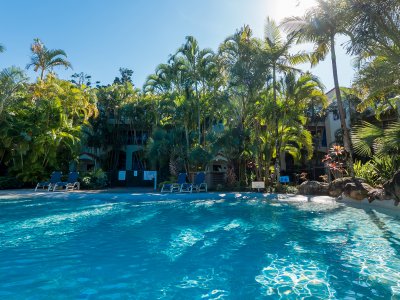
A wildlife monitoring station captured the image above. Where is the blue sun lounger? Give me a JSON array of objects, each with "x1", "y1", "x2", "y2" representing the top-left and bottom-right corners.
[
  {"x1": 52, "y1": 172, "x2": 80, "y2": 191},
  {"x1": 161, "y1": 173, "x2": 187, "y2": 193},
  {"x1": 180, "y1": 172, "x2": 207, "y2": 193},
  {"x1": 35, "y1": 171, "x2": 62, "y2": 191},
  {"x1": 192, "y1": 172, "x2": 207, "y2": 192}
]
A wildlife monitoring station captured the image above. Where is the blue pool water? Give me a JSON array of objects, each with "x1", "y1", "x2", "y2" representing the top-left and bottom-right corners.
[{"x1": 1, "y1": 195, "x2": 400, "y2": 299}]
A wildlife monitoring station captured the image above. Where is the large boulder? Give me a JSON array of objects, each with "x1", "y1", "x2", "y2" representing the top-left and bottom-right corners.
[
  {"x1": 343, "y1": 181, "x2": 373, "y2": 201},
  {"x1": 383, "y1": 170, "x2": 400, "y2": 206},
  {"x1": 328, "y1": 177, "x2": 365, "y2": 197},
  {"x1": 297, "y1": 181, "x2": 329, "y2": 195},
  {"x1": 367, "y1": 187, "x2": 390, "y2": 202}
]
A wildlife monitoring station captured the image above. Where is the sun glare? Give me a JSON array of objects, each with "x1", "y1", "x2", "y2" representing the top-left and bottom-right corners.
[{"x1": 269, "y1": 0, "x2": 316, "y2": 22}]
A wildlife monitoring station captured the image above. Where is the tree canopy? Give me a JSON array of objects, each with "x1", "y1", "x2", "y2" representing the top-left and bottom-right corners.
[{"x1": 1, "y1": 0, "x2": 400, "y2": 188}]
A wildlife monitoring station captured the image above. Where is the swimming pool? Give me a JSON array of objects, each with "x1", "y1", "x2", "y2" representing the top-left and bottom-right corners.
[{"x1": 1, "y1": 193, "x2": 400, "y2": 299}]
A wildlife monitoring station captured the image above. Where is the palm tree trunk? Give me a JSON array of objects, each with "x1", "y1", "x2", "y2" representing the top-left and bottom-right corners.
[
  {"x1": 195, "y1": 82, "x2": 201, "y2": 144},
  {"x1": 330, "y1": 35, "x2": 355, "y2": 178},
  {"x1": 272, "y1": 64, "x2": 281, "y2": 186},
  {"x1": 184, "y1": 124, "x2": 190, "y2": 158}
]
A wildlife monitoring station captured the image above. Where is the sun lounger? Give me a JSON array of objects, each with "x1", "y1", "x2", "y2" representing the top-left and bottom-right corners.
[
  {"x1": 35, "y1": 171, "x2": 62, "y2": 191},
  {"x1": 192, "y1": 172, "x2": 207, "y2": 192},
  {"x1": 161, "y1": 173, "x2": 187, "y2": 193},
  {"x1": 180, "y1": 172, "x2": 207, "y2": 193},
  {"x1": 52, "y1": 172, "x2": 80, "y2": 191}
]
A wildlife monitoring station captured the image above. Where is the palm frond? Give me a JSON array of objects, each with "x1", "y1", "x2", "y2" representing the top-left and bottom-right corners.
[
  {"x1": 280, "y1": 16, "x2": 307, "y2": 34},
  {"x1": 48, "y1": 57, "x2": 72, "y2": 69},
  {"x1": 382, "y1": 122, "x2": 400, "y2": 153},
  {"x1": 264, "y1": 17, "x2": 282, "y2": 47},
  {"x1": 287, "y1": 52, "x2": 310, "y2": 65},
  {"x1": 351, "y1": 121, "x2": 384, "y2": 157}
]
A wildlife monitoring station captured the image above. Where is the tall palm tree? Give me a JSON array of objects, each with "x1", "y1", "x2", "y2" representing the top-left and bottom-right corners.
[
  {"x1": 173, "y1": 36, "x2": 215, "y2": 144},
  {"x1": 219, "y1": 25, "x2": 267, "y2": 131},
  {"x1": 345, "y1": 0, "x2": 400, "y2": 120},
  {"x1": 346, "y1": 0, "x2": 400, "y2": 64},
  {"x1": 263, "y1": 18, "x2": 309, "y2": 183},
  {"x1": 144, "y1": 63, "x2": 172, "y2": 94},
  {"x1": 219, "y1": 26, "x2": 268, "y2": 182},
  {"x1": 0, "y1": 67, "x2": 27, "y2": 166},
  {"x1": 0, "y1": 44, "x2": 5, "y2": 53},
  {"x1": 253, "y1": 71, "x2": 321, "y2": 184},
  {"x1": 283, "y1": 0, "x2": 355, "y2": 177},
  {"x1": 144, "y1": 55, "x2": 196, "y2": 160},
  {"x1": 0, "y1": 67, "x2": 27, "y2": 117},
  {"x1": 27, "y1": 38, "x2": 72, "y2": 80}
]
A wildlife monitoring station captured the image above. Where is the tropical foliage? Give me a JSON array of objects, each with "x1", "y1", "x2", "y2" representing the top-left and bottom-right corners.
[
  {"x1": 283, "y1": 0, "x2": 356, "y2": 177},
  {"x1": 322, "y1": 145, "x2": 348, "y2": 179},
  {"x1": 0, "y1": 66, "x2": 97, "y2": 183},
  {"x1": 1, "y1": 0, "x2": 400, "y2": 189},
  {"x1": 352, "y1": 121, "x2": 400, "y2": 184},
  {"x1": 27, "y1": 38, "x2": 72, "y2": 80}
]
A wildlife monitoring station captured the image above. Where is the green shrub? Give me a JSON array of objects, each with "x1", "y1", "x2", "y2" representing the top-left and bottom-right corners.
[
  {"x1": 0, "y1": 176, "x2": 24, "y2": 190},
  {"x1": 371, "y1": 155, "x2": 399, "y2": 184},
  {"x1": 354, "y1": 160, "x2": 377, "y2": 186},
  {"x1": 81, "y1": 169, "x2": 108, "y2": 189},
  {"x1": 354, "y1": 156, "x2": 400, "y2": 186},
  {"x1": 275, "y1": 184, "x2": 298, "y2": 194}
]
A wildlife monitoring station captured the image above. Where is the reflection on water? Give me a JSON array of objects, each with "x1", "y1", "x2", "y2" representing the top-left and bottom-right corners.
[{"x1": 0, "y1": 196, "x2": 400, "y2": 299}]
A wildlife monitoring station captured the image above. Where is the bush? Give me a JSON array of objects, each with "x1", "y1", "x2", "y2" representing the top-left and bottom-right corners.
[
  {"x1": 354, "y1": 156, "x2": 400, "y2": 186},
  {"x1": 275, "y1": 184, "x2": 298, "y2": 194},
  {"x1": 354, "y1": 160, "x2": 377, "y2": 186},
  {"x1": 371, "y1": 155, "x2": 399, "y2": 184},
  {"x1": 0, "y1": 176, "x2": 24, "y2": 190},
  {"x1": 80, "y1": 169, "x2": 108, "y2": 189},
  {"x1": 322, "y1": 145, "x2": 348, "y2": 179}
]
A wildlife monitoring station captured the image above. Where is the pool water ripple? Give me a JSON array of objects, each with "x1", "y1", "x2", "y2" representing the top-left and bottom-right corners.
[{"x1": 1, "y1": 196, "x2": 400, "y2": 298}]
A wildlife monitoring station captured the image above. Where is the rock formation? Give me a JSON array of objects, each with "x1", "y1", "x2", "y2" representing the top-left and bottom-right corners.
[
  {"x1": 343, "y1": 181, "x2": 373, "y2": 201},
  {"x1": 297, "y1": 172, "x2": 400, "y2": 207},
  {"x1": 297, "y1": 181, "x2": 329, "y2": 195},
  {"x1": 383, "y1": 170, "x2": 400, "y2": 205},
  {"x1": 328, "y1": 177, "x2": 364, "y2": 197}
]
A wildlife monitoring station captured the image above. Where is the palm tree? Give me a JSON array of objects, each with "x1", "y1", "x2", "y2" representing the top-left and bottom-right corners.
[
  {"x1": 173, "y1": 36, "x2": 215, "y2": 144},
  {"x1": 283, "y1": 0, "x2": 355, "y2": 177},
  {"x1": 0, "y1": 67, "x2": 27, "y2": 117},
  {"x1": 0, "y1": 44, "x2": 5, "y2": 53},
  {"x1": 252, "y1": 71, "x2": 320, "y2": 184},
  {"x1": 27, "y1": 38, "x2": 72, "y2": 80},
  {"x1": 345, "y1": 0, "x2": 400, "y2": 120},
  {"x1": 263, "y1": 18, "x2": 309, "y2": 104},
  {"x1": 144, "y1": 63, "x2": 173, "y2": 94},
  {"x1": 219, "y1": 26, "x2": 268, "y2": 182},
  {"x1": 0, "y1": 67, "x2": 27, "y2": 166},
  {"x1": 352, "y1": 55, "x2": 400, "y2": 120},
  {"x1": 346, "y1": 0, "x2": 400, "y2": 64},
  {"x1": 263, "y1": 18, "x2": 309, "y2": 183}
]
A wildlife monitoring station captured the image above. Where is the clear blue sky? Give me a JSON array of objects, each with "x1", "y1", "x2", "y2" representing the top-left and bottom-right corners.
[{"x1": 1, "y1": 0, "x2": 355, "y2": 90}]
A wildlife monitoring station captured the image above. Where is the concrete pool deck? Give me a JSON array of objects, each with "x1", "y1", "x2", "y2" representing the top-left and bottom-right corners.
[{"x1": 1, "y1": 189, "x2": 400, "y2": 216}]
